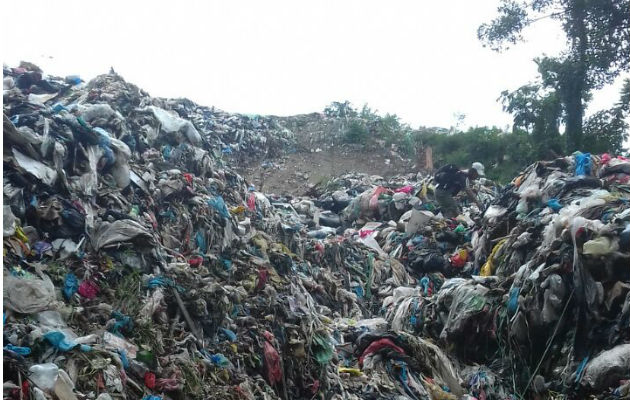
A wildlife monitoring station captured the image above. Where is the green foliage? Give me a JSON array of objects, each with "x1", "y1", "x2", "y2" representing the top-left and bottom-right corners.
[
  {"x1": 480, "y1": 0, "x2": 630, "y2": 152},
  {"x1": 501, "y1": 84, "x2": 563, "y2": 157},
  {"x1": 324, "y1": 99, "x2": 619, "y2": 183},
  {"x1": 583, "y1": 78, "x2": 630, "y2": 154},
  {"x1": 329, "y1": 101, "x2": 414, "y2": 147},
  {"x1": 344, "y1": 120, "x2": 369, "y2": 143},
  {"x1": 324, "y1": 101, "x2": 357, "y2": 119},
  {"x1": 477, "y1": 0, "x2": 528, "y2": 51},
  {"x1": 412, "y1": 126, "x2": 539, "y2": 183}
]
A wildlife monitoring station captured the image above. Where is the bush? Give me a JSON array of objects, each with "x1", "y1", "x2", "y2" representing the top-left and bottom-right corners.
[{"x1": 344, "y1": 120, "x2": 369, "y2": 144}]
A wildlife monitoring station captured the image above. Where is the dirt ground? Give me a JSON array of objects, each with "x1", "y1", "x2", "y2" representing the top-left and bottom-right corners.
[
  {"x1": 235, "y1": 113, "x2": 416, "y2": 195},
  {"x1": 238, "y1": 143, "x2": 415, "y2": 195}
]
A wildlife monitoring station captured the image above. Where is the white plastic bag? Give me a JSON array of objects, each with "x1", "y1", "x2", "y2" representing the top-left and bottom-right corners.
[{"x1": 4, "y1": 272, "x2": 56, "y2": 314}]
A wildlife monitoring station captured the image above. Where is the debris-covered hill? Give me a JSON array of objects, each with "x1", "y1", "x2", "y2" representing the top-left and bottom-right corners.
[
  {"x1": 3, "y1": 63, "x2": 630, "y2": 400},
  {"x1": 239, "y1": 113, "x2": 415, "y2": 195}
]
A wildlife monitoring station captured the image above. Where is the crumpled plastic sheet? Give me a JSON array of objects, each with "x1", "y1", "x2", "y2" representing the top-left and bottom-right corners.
[{"x1": 3, "y1": 272, "x2": 56, "y2": 314}]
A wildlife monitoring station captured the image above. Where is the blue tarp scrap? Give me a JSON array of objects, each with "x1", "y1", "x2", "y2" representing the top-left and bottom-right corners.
[{"x1": 93, "y1": 127, "x2": 116, "y2": 168}]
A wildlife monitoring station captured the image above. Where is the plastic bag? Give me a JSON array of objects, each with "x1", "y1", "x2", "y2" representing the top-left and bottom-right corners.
[
  {"x1": 146, "y1": 106, "x2": 201, "y2": 145},
  {"x1": 263, "y1": 332, "x2": 282, "y2": 385},
  {"x1": 207, "y1": 196, "x2": 230, "y2": 219},
  {"x1": 4, "y1": 272, "x2": 56, "y2": 314},
  {"x1": 575, "y1": 152, "x2": 592, "y2": 176},
  {"x1": 3, "y1": 205, "x2": 17, "y2": 237},
  {"x1": 406, "y1": 210, "x2": 434, "y2": 234},
  {"x1": 547, "y1": 198, "x2": 562, "y2": 212},
  {"x1": 92, "y1": 219, "x2": 155, "y2": 251},
  {"x1": 29, "y1": 363, "x2": 59, "y2": 391},
  {"x1": 43, "y1": 331, "x2": 92, "y2": 352},
  {"x1": 12, "y1": 148, "x2": 57, "y2": 186},
  {"x1": 583, "y1": 236, "x2": 618, "y2": 256},
  {"x1": 480, "y1": 239, "x2": 506, "y2": 277},
  {"x1": 582, "y1": 344, "x2": 630, "y2": 389},
  {"x1": 63, "y1": 273, "x2": 79, "y2": 299}
]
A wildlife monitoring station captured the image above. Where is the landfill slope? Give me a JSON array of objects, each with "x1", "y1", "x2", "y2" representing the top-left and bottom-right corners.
[
  {"x1": 3, "y1": 64, "x2": 630, "y2": 400},
  {"x1": 237, "y1": 113, "x2": 415, "y2": 195}
]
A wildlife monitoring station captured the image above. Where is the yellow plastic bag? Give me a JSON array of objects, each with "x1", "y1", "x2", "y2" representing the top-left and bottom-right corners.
[
  {"x1": 338, "y1": 367, "x2": 362, "y2": 376},
  {"x1": 480, "y1": 239, "x2": 506, "y2": 276},
  {"x1": 15, "y1": 226, "x2": 29, "y2": 243}
]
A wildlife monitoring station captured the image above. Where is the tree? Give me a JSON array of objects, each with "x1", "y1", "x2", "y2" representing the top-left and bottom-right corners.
[
  {"x1": 583, "y1": 78, "x2": 630, "y2": 153},
  {"x1": 500, "y1": 83, "x2": 563, "y2": 158},
  {"x1": 479, "y1": 0, "x2": 630, "y2": 151},
  {"x1": 324, "y1": 101, "x2": 357, "y2": 119}
]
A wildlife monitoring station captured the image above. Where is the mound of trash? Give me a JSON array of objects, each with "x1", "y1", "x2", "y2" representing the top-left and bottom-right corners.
[{"x1": 3, "y1": 63, "x2": 630, "y2": 400}]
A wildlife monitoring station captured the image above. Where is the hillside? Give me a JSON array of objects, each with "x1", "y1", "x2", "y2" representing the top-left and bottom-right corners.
[{"x1": 237, "y1": 113, "x2": 415, "y2": 195}]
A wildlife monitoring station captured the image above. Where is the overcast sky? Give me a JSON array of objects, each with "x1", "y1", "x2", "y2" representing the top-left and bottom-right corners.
[{"x1": 3, "y1": 0, "x2": 627, "y2": 130}]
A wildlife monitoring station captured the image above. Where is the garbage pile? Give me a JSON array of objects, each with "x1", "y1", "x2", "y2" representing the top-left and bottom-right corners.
[{"x1": 3, "y1": 63, "x2": 630, "y2": 400}]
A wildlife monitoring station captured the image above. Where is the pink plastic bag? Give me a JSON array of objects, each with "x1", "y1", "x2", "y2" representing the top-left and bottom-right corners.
[
  {"x1": 77, "y1": 280, "x2": 99, "y2": 299},
  {"x1": 395, "y1": 185, "x2": 413, "y2": 194}
]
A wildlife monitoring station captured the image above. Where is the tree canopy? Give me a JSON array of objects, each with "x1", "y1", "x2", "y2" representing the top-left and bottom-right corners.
[{"x1": 479, "y1": 0, "x2": 630, "y2": 152}]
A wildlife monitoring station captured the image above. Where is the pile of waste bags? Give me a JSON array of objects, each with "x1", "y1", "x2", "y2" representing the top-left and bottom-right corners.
[{"x1": 4, "y1": 63, "x2": 629, "y2": 400}]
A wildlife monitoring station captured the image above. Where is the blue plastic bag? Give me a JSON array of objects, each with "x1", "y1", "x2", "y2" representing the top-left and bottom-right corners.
[
  {"x1": 110, "y1": 311, "x2": 134, "y2": 336},
  {"x1": 4, "y1": 344, "x2": 31, "y2": 356},
  {"x1": 93, "y1": 127, "x2": 116, "y2": 168},
  {"x1": 146, "y1": 276, "x2": 184, "y2": 293},
  {"x1": 221, "y1": 258, "x2": 233, "y2": 271},
  {"x1": 162, "y1": 145, "x2": 172, "y2": 160},
  {"x1": 195, "y1": 231, "x2": 207, "y2": 253},
  {"x1": 507, "y1": 287, "x2": 520, "y2": 315},
  {"x1": 118, "y1": 349, "x2": 130, "y2": 369},
  {"x1": 43, "y1": 331, "x2": 91, "y2": 352},
  {"x1": 575, "y1": 152, "x2": 591, "y2": 176},
  {"x1": 219, "y1": 328, "x2": 237, "y2": 342},
  {"x1": 207, "y1": 196, "x2": 230, "y2": 219},
  {"x1": 210, "y1": 353, "x2": 231, "y2": 368},
  {"x1": 63, "y1": 273, "x2": 79, "y2": 299},
  {"x1": 547, "y1": 198, "x2": 562, "y2": 212}
]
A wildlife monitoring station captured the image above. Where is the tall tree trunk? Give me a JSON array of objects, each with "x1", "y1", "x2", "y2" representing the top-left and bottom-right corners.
[
  {"x1": 564, "y1": 83, "x2": 584, "y2": 151},
  {"x1": 565, "y1": 0, "x2": 588, "y2": 151}
]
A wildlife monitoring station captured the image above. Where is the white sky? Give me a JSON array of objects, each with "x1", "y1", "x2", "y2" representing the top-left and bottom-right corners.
[{"x1": 2, "y1": 0, "x2": 627, "y2": 130}]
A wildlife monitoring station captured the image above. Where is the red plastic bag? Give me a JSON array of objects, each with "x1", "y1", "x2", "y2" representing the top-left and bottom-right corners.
[
  {"x1": 188, "y1": 256, "x2": 203, "y2": 268},
  {"x1": 247, "y1": 193, "x2": 256, "y2": 211},
  {"x1": 256, "y1": 268, "x2": 269, "y2": 290},
  {"x1": 144, "y1": 372, "x2": 156, "y2": 389},
  {"x1": 263, "y1": 331, "x2": 282, "y2": 385},
  {"x1": 359, "y1": 338, "x2": 405, "y2": 366},
  {"x1": 450, "y1": 249, "x2": 468, "y2": 268},
  {"x1": 78, "y1": 280, "x2": 100, "y2": 299}
]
